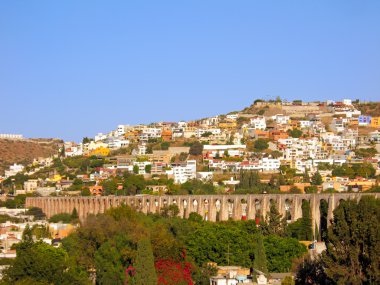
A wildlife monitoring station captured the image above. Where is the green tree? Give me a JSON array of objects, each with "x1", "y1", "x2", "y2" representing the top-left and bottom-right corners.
[
  {"x1": 311, "y1": 171, "x2": 322, "y2": 185},
  {"x1": 253, "y1": 233, "x2": 268, "y2": 274},
  {"x1": 81, "y1": 188, "x2": 91, "y2": 196},
  {"x1": 145, "y1": 164, "x2": 152, "y2": 174},
  {"x1": 299, "y1": 200, "x2": 313, "y2": 241},
  {"x1": 71, "y1": 208, "x2": 79, "y2": 223},
  {"x1": 133, "y1": 165, "x2": 139, "y2": 174},
  {"x1": 254, "y1": 139, "x2": 269, "y2": 151},
  {"x1": 2, "y1": 241, "x2": 89, "y2": 285},
  {"x1": 161, "y1": 141, "x2": 170, "y2": 150},
  {"x1": 294, "y1": 257, "x2": 331, "y2": 285},
  {"x1": 262, "y1": 202, "x2": 285, "y2": 236},
  {"x1": 322, "y1": 196, "x2": 380, "y2": 283},
  {"x1": 133, "y1": 238, "x2": 157, "y2": 285},
  {"x1": 26, "y1": 207, "x2": 46, "y2": 220},
  {"x1": 189, "y1": 141, "x2": 204, "y2": 156},
  {"x1": 49, "y1": 213, "x2": 72, "y2": 223},
  {"x1": 264, "y1": 235, "x2": 307, "y2": 273},
  {"x1": 288, "y1": 129, "x2": 303, "y2": 138}
]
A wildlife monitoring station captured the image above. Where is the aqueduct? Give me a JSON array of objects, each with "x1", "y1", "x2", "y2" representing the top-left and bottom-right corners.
[{"x1": 26, "y1": 193, "x2": 379, "y2": 236}]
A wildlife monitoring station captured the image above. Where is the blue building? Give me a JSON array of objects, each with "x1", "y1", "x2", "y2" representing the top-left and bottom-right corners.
[{"x1": 358, "y1": 115, "x2": 371, "y2": 126}]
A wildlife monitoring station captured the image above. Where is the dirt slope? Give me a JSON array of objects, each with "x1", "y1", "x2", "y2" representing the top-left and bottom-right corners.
[{"x1": 0, "y1": 138, "x2": 63, "y2": 175}]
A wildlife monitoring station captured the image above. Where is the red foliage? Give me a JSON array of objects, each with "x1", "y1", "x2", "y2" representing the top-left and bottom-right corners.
[{"x1": 155, "y1": 259, "x2": 194, "y2": 285}]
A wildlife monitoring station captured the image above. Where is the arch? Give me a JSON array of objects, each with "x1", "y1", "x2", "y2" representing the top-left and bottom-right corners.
[
  {"x1": 240, "y1": 199, "x2": 248, "y2": 220},
  {"x1": 284, "y1": 199, "x2": 292, "y2": 222},
  {"x1": 203, "y1": 199, "x2": 209, "y2": 221},
  {"x1": 319, "y1": 199, "x2": 328, "y2": 241},
  {"x1": 215, "y1": 199, "x2": 221, "y2": 221},
  {"x1": 192, "y1": 199, "x2": 198, "y2": 212},
  {"x1": 254, "y1": 199, "x2": 261, "y2": 219},
  {"x1": 227, "y1": 199, "x2": 234, "y2": 219}
]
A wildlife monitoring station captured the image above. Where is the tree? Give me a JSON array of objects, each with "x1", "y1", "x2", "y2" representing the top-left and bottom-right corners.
[
  {"x1": 289, "y1": 186, "x2": 302, "y2": 194},
  {"x1": 26, "y1": 207, "x2": 46, "y2": 220},
  {"x1": 264, "y1": 235, "x2": 307, "y2": 273},
  {"x1": 2, "y1": 241, "x2": 89, "y2": 285},
  {"x1": 322, "y1": 197, "x2": 380, "y2": 283},
  {"x1": 294, "y1": 256, "x2": 331, "y2": 285},
  {"x1": 253, "y1": 233, "x2": 268, "y2": 274},
  {"x1": 288, "y1": 129, "x2": 303, "y2": 138},
  {"x1": 49, "y1": 213, "x2": 72, "y2": 223},
  {"x1": 133, "y1": 165, "x2": 139, "y2": 174},
  {"x1": 189, "y1": 142, "x2": 203, "y2": 156},
  {"x1": 161, "y1": 204, "x2": 179, "y2": 218},
  {"x1": 299, "y1": 200, "x2": 313, "y2": 241},
  {"x1": 145, "y1": 164, "x2": 152, "y2": 174},
  {"x1": 311, "y1": 171, "x2": 322, "y2": 186},
  {"x1": 262, "y1": 202, "x2": 284, "y2": 236},
  {"x1": 188, "y1": 212, "x2": 203, "y2": 223},
  {"x1": 81, "y1": 188, "x2": 91, "y2": 196},
  {"x1": 82, "y1": 137, "x2": 92, "y2": 144},
  {"x1": 254, "y1": 139, "x2": 269, "y2": 151},
  {"x1": 133, "y1": 238, "x2": 157, "y2": 285},
  {"x1": 302, "y1": 169, "x2": 310, "y2": 183},
  {"x1": 71, "y1": 208, "x2": 79, "y2": 223},
  {"x1": 161, "y1": 141, "x2": 170, "y2": 150}
]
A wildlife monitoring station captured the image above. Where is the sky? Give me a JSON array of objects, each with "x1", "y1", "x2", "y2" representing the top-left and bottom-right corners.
[{"x1": 1, "y1": 1, "x2": 379, "y2": 141}]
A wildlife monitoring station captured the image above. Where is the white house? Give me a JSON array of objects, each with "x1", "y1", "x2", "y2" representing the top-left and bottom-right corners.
[
  {"x1": 4, "y1": 164, "x2": 25, "y2": 178},
  {"x1": 250, "y1": 116, "x2": 266, "y2": 130},
  {"x1": 271, "y1": 114, "x2": 290, "y2": 125},
  {"x1": 172, "y1": 160, "x2": 197, "y2": 184}
]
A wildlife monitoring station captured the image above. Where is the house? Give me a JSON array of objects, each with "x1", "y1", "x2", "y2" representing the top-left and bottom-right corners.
[
  {"x1": 4, "y1": 164, "x2": 24, "y2": 178},
  {"x1": 171, "y1": 160, "x2": 197, "y2": 184},
  {"x1": 210, "y1": 265, "x2": 254, "y2": 285},
  {"x1": 250, "y1": 116, "x2": 266, "y2": 130},
  {"x1": 358, "y1": 115, "x2": 371, "y2": 126},
  {"x1": 370, "y1": 117, "x2": 380, "y2": 128},
  {"x1": 24, "y1": 179, "x2": 38, "y2": 193},
  {"x1": 271, "y1": 114, "x2": 290, "y2": 125}
]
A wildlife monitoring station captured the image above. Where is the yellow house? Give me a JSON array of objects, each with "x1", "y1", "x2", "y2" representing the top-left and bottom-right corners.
[
  {"x1": 370, "y1": 117, "x2": 380, "y2": 128},
  {"x1": 89, "y1": 146, "x2": 110, "y2": 157},
  {"x1": 47, "y1": 174, "x2": 62, "y2": 182}
]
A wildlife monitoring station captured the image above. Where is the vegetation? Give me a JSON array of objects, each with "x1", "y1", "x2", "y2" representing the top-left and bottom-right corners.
[
  {"x1": 189, "y1": 142, "x2": 204, "y2": 156},
  {"x1": 133, "y1": 238, "x2": 158, "y2": 285},
  {"x1": 253, "y1": 139, "x2": 269, "y2": 151},
  {"x1": 48, "y1": 208, "x2": 79, "y2": 224},
  {"x1": 287, "y1": 129, "x2": 303, "y2": 138},
  {"x1": 55, "y1": 205, "x2": 307, "y2": 284},
  {"x1": 331, "y1": 162, "x2": 376, "y2": 178},
  {"x1": 294, "y1": 196, "x2": 380, "y2": 284},
  {"x1": 1, "y1": 226, "x2": 89, "y2": 285}
]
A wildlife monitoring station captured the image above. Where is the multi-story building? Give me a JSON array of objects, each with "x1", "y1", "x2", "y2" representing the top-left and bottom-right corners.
[
  {"x1": 250, "y1": 116, "x2": 266, "y2": 130},
  {"x1": 171, "y1": 160, "x2": 197, "y2": 184}
]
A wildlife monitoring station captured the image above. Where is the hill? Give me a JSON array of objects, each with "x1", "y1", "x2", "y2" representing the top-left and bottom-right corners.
[
  {"x1": 354, "y1": 102, "x2": 380, "y2": 117},
  {"x1": 0, "y1": 138, "x2": 63, "y2": 175}
]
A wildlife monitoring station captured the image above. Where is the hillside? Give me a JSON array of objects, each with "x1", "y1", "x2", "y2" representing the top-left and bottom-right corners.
[
  {"x1": 0, "y1": 138, "x2": 63, "y2": 175},
  {"x1": 354, "y1": 102, "x2": 380, "y2": 117}
]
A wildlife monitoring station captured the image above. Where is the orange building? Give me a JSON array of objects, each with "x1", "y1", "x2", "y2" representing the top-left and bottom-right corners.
[
  {"x1": 89, "y1": 185, "x2": 103, "y2": 196},
  {"x1": 270, "y1": 130, "x2": 289, "y2": 141},
  {"x1": 161, "y1": 130, "x2": 173, "y2": 141},
  {"x1": 371, "y1": 117, "x2": 380, "y2": 128}
]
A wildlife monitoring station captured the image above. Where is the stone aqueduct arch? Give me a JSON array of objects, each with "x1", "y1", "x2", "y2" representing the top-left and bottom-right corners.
[{"x1": 26, "y1": 193, "x2": 379, "y2": 236}]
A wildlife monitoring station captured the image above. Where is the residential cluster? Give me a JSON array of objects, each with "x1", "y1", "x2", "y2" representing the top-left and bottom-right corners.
[{"x1": 1, "y1": 99, "x2": 380, "y2": 196}]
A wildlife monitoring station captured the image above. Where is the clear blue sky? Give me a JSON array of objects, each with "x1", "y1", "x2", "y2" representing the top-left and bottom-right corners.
[{"x1": 1, "y1": 1, "x2": 379, "y2": 141}]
